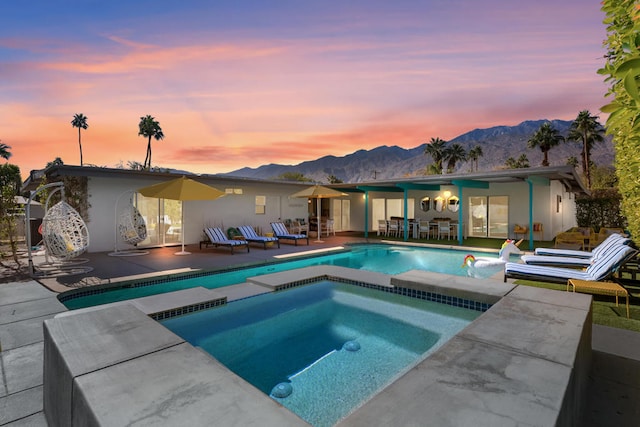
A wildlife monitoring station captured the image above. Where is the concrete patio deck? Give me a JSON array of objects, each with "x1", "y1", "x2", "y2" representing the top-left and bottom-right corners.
[{"x1": 1, "y1": 236, "x2": 639, "y2": 426}]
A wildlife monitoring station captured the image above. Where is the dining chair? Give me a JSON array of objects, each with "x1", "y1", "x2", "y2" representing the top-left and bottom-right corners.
[
  {"x1": 377, "y1": 220, "x2": 388, "y2": 236},
  {"x1": 438, "y1": 221, "x2": 451, "y2": 240},
  {"x1": 322, "y1": 219, "x2": 336, "y2": 236},
  {"x1": 418, "y1": 220, "x2": 430, "y2": 239},
  {"x1": 388, "y1": 220, "x2": 400, "y2": 237}
]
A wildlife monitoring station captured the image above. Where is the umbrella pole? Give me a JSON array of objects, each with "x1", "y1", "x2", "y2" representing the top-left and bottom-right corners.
[
  {"x1": 316, "y1": 197, "x2": 323, "y2": 243},
  {"x1": 175, "y1": 201, "x2": 190, "y2": 255}
]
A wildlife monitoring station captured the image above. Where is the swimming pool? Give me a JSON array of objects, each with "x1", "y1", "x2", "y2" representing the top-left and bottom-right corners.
[
  {"x1": 61, "y1": 244, "x2": 507, "y2": 309},
  {"x1": 161, "y1": 279, "x2": 480, "y2": 427}
]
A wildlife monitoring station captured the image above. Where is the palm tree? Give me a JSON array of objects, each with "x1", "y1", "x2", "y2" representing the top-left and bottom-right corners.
[
  {"x1": 0, "y1": 141, "x2": 11, "y2": 160},
  {"x1": 527, "y1": 122, "x2": 565, "y2": 166},
  {"x1": 566, "y1": 156, "x2": 579, "y2": 168},
  {"x1": 71, "y1": 114, "x2": 89, "y2": 166},
  {"x1": 443, "y1": 143, "x2": 467, "y2": 173},
  {"x1": 505, "y1": 154, "x2": 530, "y2": 169},
  {"x1": 567, "y1": 110, "x2": 605, "y2": 189},
  {"x1": 468, "y1": 145, "x2": 484, "y2": 172},
  {"x1": 424, "y1": 137, "x2": 447, "y2": 174},
  {"x1": 138, "y1": 115, "x2": 164, "y2": 169}
]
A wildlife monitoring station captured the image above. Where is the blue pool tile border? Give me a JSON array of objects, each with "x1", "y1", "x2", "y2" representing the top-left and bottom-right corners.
[
  {"x1": 275, "y1": 275, "x2": 491, "y2": 313},
  {"x1": 57, "y1": 248, "x2": 354, "y2": 304},
  {"x1": 150, "y1": 298, "x2": 226, "y2": 321}
]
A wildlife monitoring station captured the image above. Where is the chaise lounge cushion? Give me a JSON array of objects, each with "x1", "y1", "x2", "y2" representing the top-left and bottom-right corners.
[
  {"x1": 270, "y1": 222, "x2": 309, "y2": 245},
  {"x1": 237, "y1": 225, "x2": 280, "y2": 249},
  {"x1": 522, "y1": 236, "x2": 630, "y2": 267},
  {"x1": 505, "y1": 245, "x2": 637, "y2": 283},
  {"x1": 533, "y1": 233, "x2": 626, "y2": 258},
  {"x1": 203, "y1": 227, "x2": 250, "y2": 253}
]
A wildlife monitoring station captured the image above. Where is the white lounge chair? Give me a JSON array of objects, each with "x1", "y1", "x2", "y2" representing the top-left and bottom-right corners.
[
  {"x1": 533, "y1": 233, "x2": 625, "y2": 258},
  {"x1": 202, "y1": 227, "x2": 250, "y2": 254},
  {"x1": 270, "y1": 222, "x2": 309, "y2": 246},
  {"x1": 522, "y1": 236, "x2": 631, "y2": 267},
  {"x1": 237, "y1": 225, "x2": 280, "y2": 249},
  {"x1": 504, "y1": 245, "x2": 637, "y2": 284}
]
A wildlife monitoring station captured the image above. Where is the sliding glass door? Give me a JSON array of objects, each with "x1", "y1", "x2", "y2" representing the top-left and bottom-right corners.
[
  {"x1": 135, "y1": 194, "x2": 182, "y2": 247},
  {"x1": 467, "y1": 196, "x2": 508, "y2": 239}
]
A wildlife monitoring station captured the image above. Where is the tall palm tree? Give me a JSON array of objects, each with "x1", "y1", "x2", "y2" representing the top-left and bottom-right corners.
[
  {"x1": 0, "y1": 141, "x2": 11, "y2": 160},
  {"x1": 424, "y1": 137, "x2": 447, "y2": 174},
  {"x1": 468, "y1": 145, "x2": 484, "y2": 172},
  {"x1": 138, "y1": 115, "x2": 164, "y2": 169},
  {"x1": 567, "y1": 110, "x2": 605, "y2": 189},
  {"x1": 443, "y1": 143, "x2": 467, "y2": 173},
  {"x1": 71, "y1": 113, "x2": 89, "y2": 166},
  {"x1": 527, "y1": 122, "x2": 565, "y2": 167}
]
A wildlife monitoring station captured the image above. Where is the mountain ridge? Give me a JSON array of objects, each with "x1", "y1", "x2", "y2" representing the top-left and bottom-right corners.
[{"x1": 224, "y1": 119, "x2": 614, "y2": 183}]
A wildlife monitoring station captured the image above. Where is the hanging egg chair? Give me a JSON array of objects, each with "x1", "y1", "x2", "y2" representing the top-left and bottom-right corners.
[
  {"x1": 41, "y1": 200, "x2": 90, "y2": 261},
  {"x1": 118, "y1": 204, "x2": 147, "y2": 246}
]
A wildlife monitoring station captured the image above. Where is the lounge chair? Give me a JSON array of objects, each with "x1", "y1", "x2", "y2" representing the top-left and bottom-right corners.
[
  {"x1": 533, "y1": 233, "x2": 627, "y2": 258},
  {"x1": 504, "y1": 244, "x2": 637, "y2": 284},
  {"x1": 521, "y1": 235, "x2": 631, "y2": 267},
  {"x1": 237, "y1": 225, "x2": 280, "y2": 249},
  {"x1": 270, "y1": 222, "x2": 309, "y2": 246},
  {"x1": 202, "y1": 227, "x2": 250, "y2": 254}
]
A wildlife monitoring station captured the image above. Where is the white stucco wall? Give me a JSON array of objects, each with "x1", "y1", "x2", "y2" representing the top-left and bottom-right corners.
[
  {"x1": 80, "y1": 171, "x2": 579, "y2": 252},
  {"x1": 357, "y1": 181, "x2": 578, "y2": 241},
  {"x1": 85, "y1": 176, "x2": 319, "y2": 253}
]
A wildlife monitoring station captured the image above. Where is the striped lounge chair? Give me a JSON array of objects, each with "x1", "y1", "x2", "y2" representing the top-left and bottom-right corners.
[
  {"x1": 504, "y1": 244, "x2": 637, "y2": 284},
  {"x1": 533, "y1": 233, "x2": 626, "y2": 258},
  {"x1": 202, "y1": 227, "x2": 250, "y2": 254},
  {"x1": 237, "y1": 225, "x2": 280, "y2": 249},
  {"x1": 270, "y1": 222, "x2": 309, "y2": 246},
  {"x1": 521, "y1": 235, "x2": 631, "y2": 267}
]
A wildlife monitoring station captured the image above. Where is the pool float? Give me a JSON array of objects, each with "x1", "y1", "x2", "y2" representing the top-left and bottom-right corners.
[{"x1": 462, "y1": 239, "x2": 522, "y2": 269}]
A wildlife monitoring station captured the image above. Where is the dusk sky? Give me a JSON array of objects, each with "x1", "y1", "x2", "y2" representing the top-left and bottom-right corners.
[{"x1": 1, "y1": 0, "x2": 608, "y2": 179}]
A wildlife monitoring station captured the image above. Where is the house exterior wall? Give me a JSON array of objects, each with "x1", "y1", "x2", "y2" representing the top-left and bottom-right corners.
[
  {"x1": 46, "y1": 167, "x2": 581, "y2": 252},
  {"x1": 359, "y1": 181, "x2": 578, "y2": 240},
  {"x1": 85, "y1": 175, "x2": 315, "y2": 252}
]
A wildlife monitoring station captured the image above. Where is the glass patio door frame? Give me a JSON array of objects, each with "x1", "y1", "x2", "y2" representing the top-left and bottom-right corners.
[
  {"x1": 134, "y1": 194, "x2": 183, "y2": 247},
  {"x1": 467, "y1": 195, "x2": 509, "y2": 239}
]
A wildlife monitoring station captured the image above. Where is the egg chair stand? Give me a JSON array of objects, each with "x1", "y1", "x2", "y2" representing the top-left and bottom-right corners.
[
  {"x1": 108, "y1": 190, "x2": 149, "y2": 257},
  {"x1": 26, "y1": 182, "x2": 93, "y2": 278}
]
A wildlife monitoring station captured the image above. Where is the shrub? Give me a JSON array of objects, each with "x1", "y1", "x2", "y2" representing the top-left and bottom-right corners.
[{"x1": 575, "y1": 189, "x2": 626, "y2": 232}]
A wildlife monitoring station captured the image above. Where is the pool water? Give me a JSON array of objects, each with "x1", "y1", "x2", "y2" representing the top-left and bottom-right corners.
[
  {"x1": 62, "y1": 244, "x2": 506, "y2": 309},
  {"x1": 162, "y1": 280, "x2": 479, "y2": 427}
]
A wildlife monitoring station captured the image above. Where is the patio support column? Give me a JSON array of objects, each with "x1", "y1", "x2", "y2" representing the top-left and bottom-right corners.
[
  {"x1": 403, "y1": 189, "x2": 409, "y2": 241},
  {"x1": 528, "y1": 180, "x2": 534, "y2": 251},
  {"x1": 364, "y1": 191, "x2": 369, "y2": 238},
  {"x1": 457, "y1": 184, "x2": 464, "y2": 245}
]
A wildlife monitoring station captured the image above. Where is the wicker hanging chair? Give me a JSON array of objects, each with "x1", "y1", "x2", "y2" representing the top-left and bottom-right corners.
[
  {"x1": 118, "y1": 204, "x2": 147, "y2": 246},
  {"x1": 41, "y1": 201, "x2": 89, "y2": 260}
]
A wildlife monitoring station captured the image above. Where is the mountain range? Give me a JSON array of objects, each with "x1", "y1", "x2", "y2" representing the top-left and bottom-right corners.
[{"x1": 224, "y1": 119, "x2": 615, "y2": 183}]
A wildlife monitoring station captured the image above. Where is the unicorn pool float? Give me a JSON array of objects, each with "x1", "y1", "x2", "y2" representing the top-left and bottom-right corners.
[{"x1": 462, "y1": 239, "x2": 523, "y2": 277}]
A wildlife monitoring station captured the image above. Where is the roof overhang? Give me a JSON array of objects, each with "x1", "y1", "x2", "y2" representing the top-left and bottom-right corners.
[
  {"x1": 331, "y1": 165, "x2": 589, "y2": 195},
  {"x1": 23, "y1": 165, "x2": 589, "y2": 196}
]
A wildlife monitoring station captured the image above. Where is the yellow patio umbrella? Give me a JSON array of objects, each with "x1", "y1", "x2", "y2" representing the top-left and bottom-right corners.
[
  {"x1": 138, "y1": 176, "x2": 225, "y2": 255},
  {"x1": 290, "y1": 184, "x2": 347, "y2": 242}
]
